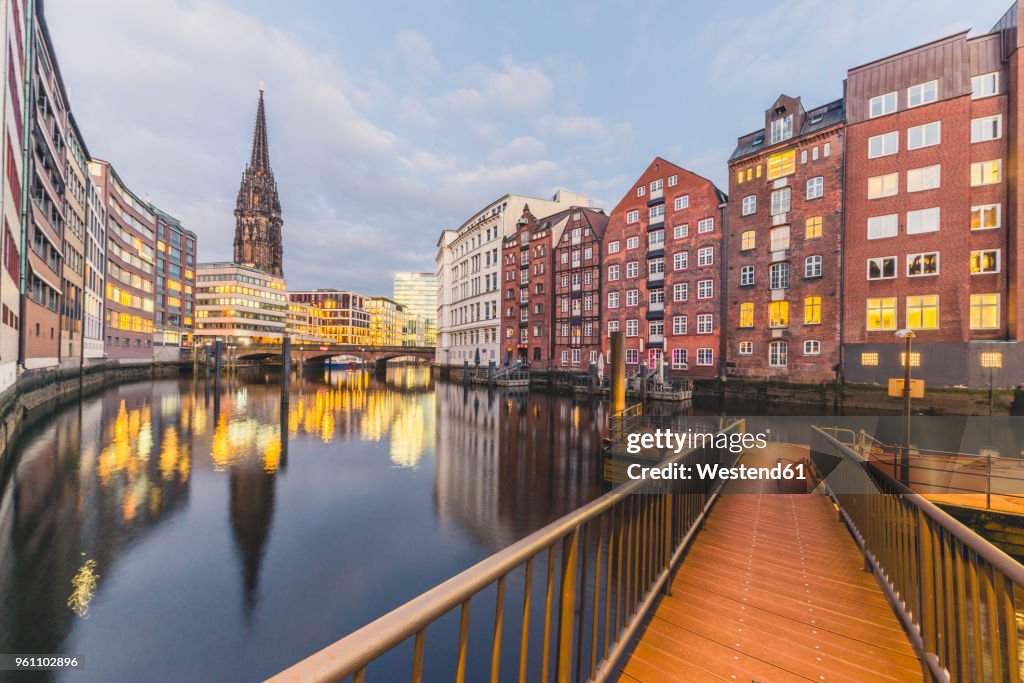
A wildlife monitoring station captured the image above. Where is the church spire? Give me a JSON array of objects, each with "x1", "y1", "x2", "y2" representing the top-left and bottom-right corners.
[
  {"x1": 234, "y1": 87, "x2": 284, "y2": 276},
  {"x1": 249, "y1": 87, "x2": 271, "y2": 174}
]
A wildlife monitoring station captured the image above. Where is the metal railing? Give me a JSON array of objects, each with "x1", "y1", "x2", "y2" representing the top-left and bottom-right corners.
[
  {"x1": 271, "y1": 416, "x2": 744, "y2": 683},
  {"x1": 811, "y1": 427, "x2": 1024, "y2": 682}
]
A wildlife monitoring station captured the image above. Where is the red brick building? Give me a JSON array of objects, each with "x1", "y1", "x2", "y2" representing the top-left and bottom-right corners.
[
  {"x1": 501, "y1": 205, "x2": 556, "y2": 366},
  {"x1": 601, "y1": 158, "x2": 727, "y2": 379},
  {"x1": 727, "y1": 95, "x2": 845, "y2": 382},
  {"x1": 552, "y1": 207, "x2": 609, "y2": 370},
  {"x1": 843, "y1": 16, "x2": 1024, "y2": 387}
]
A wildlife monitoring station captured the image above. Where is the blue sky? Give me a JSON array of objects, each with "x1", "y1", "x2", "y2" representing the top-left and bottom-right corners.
[{"x1": 48, "y1": 0, "x2": 1010, "y2": 294}]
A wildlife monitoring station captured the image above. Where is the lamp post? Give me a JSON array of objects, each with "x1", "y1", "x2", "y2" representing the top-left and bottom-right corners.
[{"x1": 895, "y1": 329, "x2": 916, "y2": 485}]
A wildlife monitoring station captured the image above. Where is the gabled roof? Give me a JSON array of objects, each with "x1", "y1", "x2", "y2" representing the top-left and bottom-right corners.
[{"x1": 730, "y1": 97, "x2": 845, "y2": 162}]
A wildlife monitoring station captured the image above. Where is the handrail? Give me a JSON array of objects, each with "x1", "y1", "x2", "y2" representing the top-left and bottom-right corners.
[
  {"x1": 271, "y1": 418, "x2": 745, "y2": 683},
  {"x1": 811, "y1": 427, "x2": 1024, "y2": 682}
]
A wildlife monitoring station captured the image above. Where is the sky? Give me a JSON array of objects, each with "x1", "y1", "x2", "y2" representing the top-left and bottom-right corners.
[{"x1": 47, "y1": 0, "x2": 1011, "y2": 295}]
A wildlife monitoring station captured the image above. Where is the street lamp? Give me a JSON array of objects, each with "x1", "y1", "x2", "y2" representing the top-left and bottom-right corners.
[{"x1": 895, "y1": 329, "x2": 916, "y2": 485}]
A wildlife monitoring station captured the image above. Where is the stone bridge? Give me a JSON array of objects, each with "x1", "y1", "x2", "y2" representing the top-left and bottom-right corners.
[{"x1": 229, "y1": 343, "x2": 434, "y2": 366}]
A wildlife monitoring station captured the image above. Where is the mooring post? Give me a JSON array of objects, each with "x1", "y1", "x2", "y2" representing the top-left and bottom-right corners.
[
  {"x1": 281, "y1": 337, "x2": 292, "y2": 402},
  {"x1": 297, "y1": 345, "x2": 303, "y2": 381},
  {"x1": 214, "y1": 340, "x2": 223, "y2": 383},
  {"x1": 204, "y1": 342, "x2": 211, "y2": 378},
  {"x1": 192, "y1": 342, "x2": 198, "y2": 376}
]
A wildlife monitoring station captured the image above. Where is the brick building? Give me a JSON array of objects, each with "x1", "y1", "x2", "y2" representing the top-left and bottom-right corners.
[
  {"x1": 602, "y1": 158, "x2": 727, "y2": 379},
  {"x1": 843, "y1": 15, "x2": 1024, "y2": 387},
  {"x1": 727, "y1": 96, "x2": 845, "y2": 382},
  {"x1": 552, "y1": 207, "x2": 610, "y2": 370}
]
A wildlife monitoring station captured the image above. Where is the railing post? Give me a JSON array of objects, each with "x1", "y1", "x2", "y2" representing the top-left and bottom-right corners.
[
  {"x1": 610, "y1": 332, "x2": 625, "y2": 416},
  {"x1": 555, "y1": 528, "x2": 580, "y2": 683},
  {"x1": 663, "y1": 490, "x2": 673, "y2": 596},
  {"x1": 917, "y1": 507, "x2": 937, "y2": 658}
]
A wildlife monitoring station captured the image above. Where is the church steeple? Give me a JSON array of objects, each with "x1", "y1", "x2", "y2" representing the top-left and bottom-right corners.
[{"x1": 234, "y1": 87, "x2": 284, "y2": 276}]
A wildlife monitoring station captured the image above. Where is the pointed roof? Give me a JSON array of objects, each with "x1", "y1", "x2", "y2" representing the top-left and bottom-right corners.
[{"x1": 249, "y1": 88, "x2": 271, "y2": 174}]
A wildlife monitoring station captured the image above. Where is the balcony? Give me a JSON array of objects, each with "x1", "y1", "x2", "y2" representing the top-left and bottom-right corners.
[
  {"x1": 646, "y1": 219, "x2": 665, "y2": 232},
  {"x1": 646, "y1": 248, "x2": 665, "y2": 259},
  {"x1": 646, "y1": 191, "x2": 664, "y2": 207}
]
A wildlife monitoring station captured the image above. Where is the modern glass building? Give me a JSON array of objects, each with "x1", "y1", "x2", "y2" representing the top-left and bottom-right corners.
[{"x1": 393, "y1": 272, "x2": 437, "y2": 346}]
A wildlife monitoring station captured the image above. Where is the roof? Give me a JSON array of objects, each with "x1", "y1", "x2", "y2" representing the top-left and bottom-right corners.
[{"x1": 730, "y1": 97, "x2": 845, "y2": 162}]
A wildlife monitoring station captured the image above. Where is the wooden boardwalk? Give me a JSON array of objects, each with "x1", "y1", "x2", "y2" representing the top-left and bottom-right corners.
[{"x1": 619, "y1": 490, "x2": 923, "y2": 682}]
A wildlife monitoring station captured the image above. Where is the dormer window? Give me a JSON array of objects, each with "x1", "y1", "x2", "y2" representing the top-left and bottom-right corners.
[
  {"x1": 770, "y1": 114, "x2": 793, "y2": 144},
  {"x1": 810, "y1": 112, "x2": 824, "y2": 125},
  {"x1": 751, "y1": 135, "x2": 765, "y2": 148}
]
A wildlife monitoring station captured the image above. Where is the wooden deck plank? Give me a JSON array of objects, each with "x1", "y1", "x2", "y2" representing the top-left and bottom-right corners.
[{"x1": 620, "y1": 491, "x2": 922, "y2": 683}]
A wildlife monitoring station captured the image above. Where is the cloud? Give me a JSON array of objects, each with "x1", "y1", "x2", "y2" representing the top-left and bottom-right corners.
[
  {"x1": 395, "y1": 30, "x2": 441, "y2": 74},
  {"x1": 431, "y1": 57, "x2": 554, "y2": 113}
]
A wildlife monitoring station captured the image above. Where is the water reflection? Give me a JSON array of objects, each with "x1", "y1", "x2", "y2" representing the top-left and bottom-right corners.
[{"x1": 0, "y1": 364, "x2": 607, "y2": 681}]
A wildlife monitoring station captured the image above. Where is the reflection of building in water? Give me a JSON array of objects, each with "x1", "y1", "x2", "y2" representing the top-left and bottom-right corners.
[
  {"x1": 433, "y1": 384, "x2": 607, "y2": 551},
  {"x1": 229, "y1": 457, "x2": 277, "y2": 616},
  {"x1": 389, "y1": 394, "x2": 435, "y2": 468}
]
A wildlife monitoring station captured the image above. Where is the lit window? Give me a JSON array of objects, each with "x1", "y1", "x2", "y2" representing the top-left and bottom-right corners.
[
  {"x1": 804, "y1": 340, "x2": 821, "y2": 356},
  {"x1": 740, "y1": 230, "x2": 756, "y2": 251},
  {"x1": 971, "y1": 115, "x2": 1001, "y2": 143},
  {"x1": 971, "y1": 72, "x2": 999, "y2": 99},
  {"x1": 805, "y1": 255, "x2": 822, "y2": 278},
  {"x1": 804, "y1": 296, "x2": 821, "y2": 325},
  {"x1": 980, "y1": 352, "x2": 1003, "y2": 368},
  {"x1": 971, "y1": 160, "x2": 1001, "y2": 186},
  {"x1": 971, "y1": 205, "x2": 1000, "y2": 231},
  {"x1": 770, "y1": 226, "x2": 790, "y2": 251},
  {"x1": 861, "y1": 352, "x2": 879, "y2": 366},
  {"x1": 900, "y1": 352, "x2": 922, "y2": 367},
  {"x1": 868, "y1": 132, "x2": 899, "y2": 158},
  {"x1": 739, "y1": 265, "x2": 754, "y2": 286},
  {"x1": 907, "y1": 80, "x2": 938, "y2": 107},
  {"x1": 739, "y1": 341, "x2": 753, "y2": 356},
  {"x1": 970, "y1": 249, "x2": 1000, "y2": 274},
  {"x1": 769, "y1": 340, "x2": 788, "y2": 367},
  {"x1": 907, "y1": 207, "x2": 940, "y2": 234},
  {"x1": 867, "y1": 257, "x2": 896, "y2": 280},
  {"x1": 767, "y1": 150, "x2": 796, "y2": 180},
  {"x1": 739, "y1": 303, "x2": 754, "y2": 328},
  {"x1": 869, "y1": 91, "x2": 897, "y2": 118},
  {"x1": 867, "y1": 214, "x2": 898, "y2": 239},
  {"x1": 768, "y1": 301, "x2": 789, "y2": 328},
  {"x1": 806, "y1": 176, "x2": 824, "y2": 199},
  {"x1": 805, "y1": 217, "x2": 822, "y2": 239},
  {"x1": 866, "y1": 298, "x2": 897, "y2": 331},
  {"x1": 906, "y1": 166, "x2": 940, "y2": 193},
  {"x1": 868, "y1": 173, "x2": 898, "y2": 199},
  {"x1": 970, "y1": 294, "x2": 1000, "y2": 329},
  {"x1": 906, "y1": 295, "x2": 939, "y2": 329},
  {"x1": 907, "y1": 122, "x2": 941, "y2": 150},
  {"x1": 907, "y1": 252, "x2": 939, "y2": 277},
  {"x1": 742, "y1": 195, "x2": 756, "y2": 216}
]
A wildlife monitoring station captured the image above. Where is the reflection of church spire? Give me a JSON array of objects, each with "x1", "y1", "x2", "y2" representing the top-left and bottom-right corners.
[{"x1": 229, "y1": 461, "x2": 277, "y2": 618}]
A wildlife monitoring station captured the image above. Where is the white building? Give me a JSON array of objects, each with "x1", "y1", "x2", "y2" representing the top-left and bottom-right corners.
[
  {"x1": 435, "y1": 189, "x2": 592, "y2": 367},
  {"x1": 83, "y1": 150, "x2": 107, "y2": 360},
  {"x1": 194, "y1": 262, "x2": 288, "y2": 346}
]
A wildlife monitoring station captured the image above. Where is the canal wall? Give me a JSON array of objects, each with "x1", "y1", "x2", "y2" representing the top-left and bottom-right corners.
[{"x1": 0, "y1": 360, "x2": 191, "y2": 464}]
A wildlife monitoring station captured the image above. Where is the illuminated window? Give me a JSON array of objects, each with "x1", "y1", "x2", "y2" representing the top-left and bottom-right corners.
[
  {"x1": 970, "y1": 250, "x2": 1000, "y2": 274},
  {"x1": 804, "y1": 296, "x2": 821, "y2": 325},
  {"x1": 906, "y1": 295, "x2": 939, "y2": 330},
  {"x1": 739, "y1": 303, "x2": 754, "y2": 328},
  {"x1": 768, "y1": 301, "x2": 789, "y2": 328},
  {"x1": 980, "y1": 352, "x2": 1003, "y2": 368},
  {"x1": 966, "y1": 292, "x2": 999, "y2": 329},
  {"x1": 767, "y1": 150, "x2": 796, "y2": 180},
  {"x1": 861, "y1": 352, "x2": 879, "y2": 366},
  {"x1": 907, "y1": 252, "x2": 939, "y2": 277},
  {"x1": 971, "y1": 160, "x2": 1001, "y2": 186},
  {"x1": 868, "y1": 173, "x2": 898, "y2": 199},
  {"x1": 900, "y1": 352, "x2": 921, "y2": 367},
  {"x1": 805, "y1": 216, "x2": 822, "y2": 239},
  {"x1": 867, "y1": 298, "x2": 897, "y2": 331},
  {"x1": 741, "y1": 230, "x2": 756, "y2": 250},
  {"x1": 971, "y1": 204, "x2": 1000, "y2": 231},
  {"x1": 736, "y1": 170, "x2": 744, "y2": 184}
]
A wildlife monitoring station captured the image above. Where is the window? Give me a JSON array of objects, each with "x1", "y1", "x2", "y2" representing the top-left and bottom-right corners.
[
  {"x1": 804, "y1": 340, "x2": 821, "y2": 356},
  {"x1": 608, "y1": 292, "x2": 620, "y2": 308},
  {"x1": 697, "y1": 247, "x2": 714, "y2": 266},
  {"x1": 740, "y1": 265, "x2": 754, "y2": 286},
  {"x1": 739, "y1": 230, "x2": 756, "y2": 251},
  {"x1": 867, "y1": 256, "x2": 896, "y2": 280},
  {"x1": 626, "y1": 261, "x2": 638, "y2": 278},
  {"x1": 900, "y1": 352, "x2": 922, "y2": 367},
  {"x1": 868, "y1": 173, "x2": 898, "y2": 199},
  {"x1": 805, "y1": 217, "x2": 822, "y2": 239},
  {"x1": 608, "y1": 241, "x2": 620, "y2": 254},
  {"x1": 970, "y1": 249, "x2": 1000, "y2": 274},
  {"x1": 671, "y1": 348, "x2": 687, "y2": 368},
  {"x1": 868, "y1": 131, "x2": 898, "y2": 158},
  {"x1": 561, "y1": 351, "x2": 568, "y2": 365},
  {"x1": 906, "y1": 165, "x2": 940, "y2": 192},
  {"x1": 650, "y1": 178, "x2": 663, "y2": 193},
  {"x1": 668, "y1": 174, "x2": 678, "y2": 187},
  {"x1": 824, "y1": 143, "x2": 831, "y2": 157},
  {"x1": 768, "y1": 301, "x2": 789, "y2": 328},
  {"x1": 674, "y1": 195, "x2": 689, "y2": 210},
  {"x1": 648, "y1": 258, "x2": 664, "y2": 276},
  {"x1": 648, "y1": 320, "x2": 663, "y2": 337},
  {"x1": 607, "y1": 320, "x2": 619, "y2": 336},
  {"x1": 626, "y1": 210, "x2": 639, "y2": 224},
  {"x1": 971, "y1": 160, "x2": 1001, "y2": 186},
  {"x1": 625, "y1": 319, "x2": 638, "y2": 337},
  {"x1": 739, "y1": 303, "x2": 753, "y2": 328},
  {"x1": 626, "y1": 289, "x2": 639, "y2": 306},
  {"x1": 697, "y1": 279, "x2": 713, "y2": 299},
  {"x1": 769, "y1": 262, "x2": 790, "y2": 290},
  {"x1": 741, "y1": 195, "x2": 756, "y2": 216},
  {"x1": 866, "y1": 297, "x2": 897, "y2": 331},
  {"x1": 869, "y1": 91, "x2": 897, "y2": 118},
  {"x1": 649, "y1": 205, "x2": 665, "y2": 222},
  {"x1": 672, "y1": 315, "x2": 687, "y2": 335},
  {"x1": 769, "y1": 341, "x2": 788, "y2": 367},
  {"x1": 767, "y1": 150, "x2": 795, "y2": 179},
  {"x1": 770, "y1": 226, "x2": 790, "y2": 251},
  {"x1": 971, "y1": 115, "x2": 1001, "y2": 143},
  {"x1": 861, "y1": 352, "x2": 879, "y2": 366},
  {"x1": 907, "y1": 122, "x2": 940, "y2": 150},
  {"x1": 971, "y1": 204, "x2": 1000, "y2": 231},
  {"x1": 906, "y1": 295, "x2": 939, "y2": 329},
  {"x1": 626, "y1": 349, "x2": 638, "y2": 364},
  {"x1": 770, "y1": 187, "x2": 791, "y2": 215},
  {"x1": 608, "y1": 265, "x2": 620, "y2": 281},
  {"x1": 867, "y1": 214, "x2": 898, "y2": 239},
  {"x1": 804, "y1": 296, "x2": 821, "y2": 324},
  {"x1": 805, "y1": 255, "x2": 822, "y2": 278},
  {"x1": 971, "y1": 72, "x2": 998, "y2": 99},
  {"x1": 696, "y1": 348, "x2": 714, "y2": 366},
  {"x1": 970, "y1": 293, "x2": 1000, "y2": 329},
  {"x1": 907, "y1": 80, "x2": 938, "y2": 108},
  {"x1": 673, "y1": 251, "x2": 688, "y2": 270},
  {"x1": 770, "y1": 114, "x2": 793, "y2": 144},
  {"x1": 636, "y1": 186, "x2": 645, "y2": 197},
  {"x1": 648, "y1": 230, "x2": 664, "y2": 249},
  {"x1": 673, "y1": 224, "x2": 688, "y2": 239},
  {"x1": 906, "y1": 207, "x2": 940, "y2": 235},
  {"x1": 673, "y1": 283, "x2": 688, "y2": 302},
  {"x1": 698, "y1": 218, "x2": 714, "y2": 233},
  {"x1": 906, "y1": 252, "x2": 939, "y2": 277},
  {"x1": 627, "y1": 236, "x2": 639, "y2": 249},
  {"x1": 806, "y1": 176, "x2": 823, "y2": 199}
]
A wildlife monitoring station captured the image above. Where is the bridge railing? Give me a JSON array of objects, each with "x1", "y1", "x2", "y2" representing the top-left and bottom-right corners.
[
  {"x1": 271, "y1": 416, "x2": 745, "y2": 683},
  {"x1": 811, "y1": 427, "x2": 1024, "y2": 683}
]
